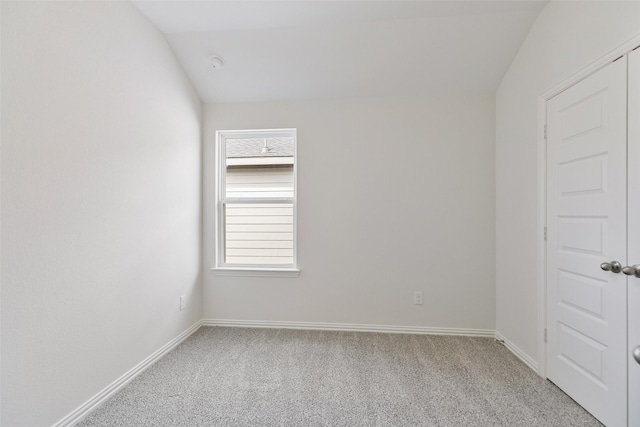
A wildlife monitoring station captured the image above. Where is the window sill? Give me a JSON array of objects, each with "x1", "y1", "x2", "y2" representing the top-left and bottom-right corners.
[{"x1": 211, "y1": 267, "x2": 301, "y2": 278}]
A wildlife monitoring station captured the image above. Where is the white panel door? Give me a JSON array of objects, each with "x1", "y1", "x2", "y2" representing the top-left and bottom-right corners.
[
  {"x1": 547, "y1": 57, "x2": 628, "y2": 427},
  {"x1": 628, "y1": 47, "x2": 640, "y2": 427}
]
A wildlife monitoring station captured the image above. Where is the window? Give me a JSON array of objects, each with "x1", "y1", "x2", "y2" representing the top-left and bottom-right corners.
[{"x1": 215, "y1": 129, "x2": 298, "y2": 276}]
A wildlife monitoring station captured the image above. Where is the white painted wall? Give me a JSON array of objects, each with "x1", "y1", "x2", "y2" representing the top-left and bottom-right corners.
[
  {"x1": 203, "y1": 96, "x2": 496, "y2": 329},
  {"x1": 496, "y1": 1, "x2": 640, "y2": 368},
  {"x1": 1, "y1": 2, "x2": 202, "y2": 425}
]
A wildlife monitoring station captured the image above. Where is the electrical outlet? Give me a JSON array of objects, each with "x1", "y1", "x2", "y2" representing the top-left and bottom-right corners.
[
  {"x1": 414, "y1": 291, "x2": 424, "y2": 305},
  {"x1": 180, "y1": 295, "x2": 186, "y2": 311}
]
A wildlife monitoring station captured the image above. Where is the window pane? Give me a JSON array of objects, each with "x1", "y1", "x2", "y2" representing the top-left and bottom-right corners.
[
  {"x1": 218, "y1": 130, "x2": 297, "y2": 268},
  {"x1": 225, "y1": 137, "x2": 294, "y2": 199},
  {"x1": 224, "y1": 203, "x2": 294, "y2": 265}
]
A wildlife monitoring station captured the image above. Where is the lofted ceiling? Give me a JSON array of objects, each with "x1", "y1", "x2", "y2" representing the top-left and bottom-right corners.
[{"x1": 132, "y1": 1, "x2": 547, "y2": 103}]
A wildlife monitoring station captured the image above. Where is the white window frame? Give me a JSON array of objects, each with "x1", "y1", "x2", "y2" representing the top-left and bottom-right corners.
[{"x1": 212, "y1": 128, "x2": 300, "y2": 277}]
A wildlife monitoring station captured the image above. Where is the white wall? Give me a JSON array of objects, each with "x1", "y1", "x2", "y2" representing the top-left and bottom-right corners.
[
  {"x1": 1, "y1": 2, "x2": 202, "y2": 425},
  {"x1": 203, "y1": 95, "x2": 496, "y2": 330},
  {"x1": 496, "y1": 1, "x2": 640, "y2": 367}
]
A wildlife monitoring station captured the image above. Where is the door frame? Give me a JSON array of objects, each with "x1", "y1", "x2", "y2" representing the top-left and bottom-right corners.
[{"x1": 536, "y1": 33, "x2": 640, "y2": 379}]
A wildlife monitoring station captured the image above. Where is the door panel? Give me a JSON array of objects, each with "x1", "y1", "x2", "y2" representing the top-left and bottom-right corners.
[
  {"x1": 628, "y1": 47, "x2": 640, "y2": 427},
  {"x1": 557, "y1": 270, "x2": 605, "y2": 319},
  {"x1": 547, "y1": 58, "x2": 627, "y2": 427},
  {"x1": 557, "y1": 217, "x2": 606, "y2": 254}
]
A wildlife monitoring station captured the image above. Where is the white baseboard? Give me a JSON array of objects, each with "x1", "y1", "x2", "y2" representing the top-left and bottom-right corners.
[
  {"x1": 52, "y1": 320, "x2": 202, "y2": 427},
  {"x1": 201, "y1": 318, "x2": 495, "y2": 337},
  {"x1": 494, "y1": 331, "x2": 539, "y2": 372}
]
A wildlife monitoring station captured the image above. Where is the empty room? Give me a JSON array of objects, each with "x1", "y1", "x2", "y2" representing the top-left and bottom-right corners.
[{"x1": 2, "y1": 0, "x2": 640, "y2": 426}]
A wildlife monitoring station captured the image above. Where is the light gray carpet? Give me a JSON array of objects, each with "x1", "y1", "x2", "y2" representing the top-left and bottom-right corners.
[{"x1": 79, "y1": 327, "x2": 601, "y2": 426}]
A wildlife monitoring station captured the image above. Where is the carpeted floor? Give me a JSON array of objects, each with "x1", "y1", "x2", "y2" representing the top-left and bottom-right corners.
[{"x1": 78, "y1": 326, "x2": 601, "y2": 426}]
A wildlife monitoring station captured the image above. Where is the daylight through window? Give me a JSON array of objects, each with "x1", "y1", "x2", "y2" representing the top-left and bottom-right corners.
[{"x1": 217, "y1": 129, "x2": 297, "y2": 268}]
